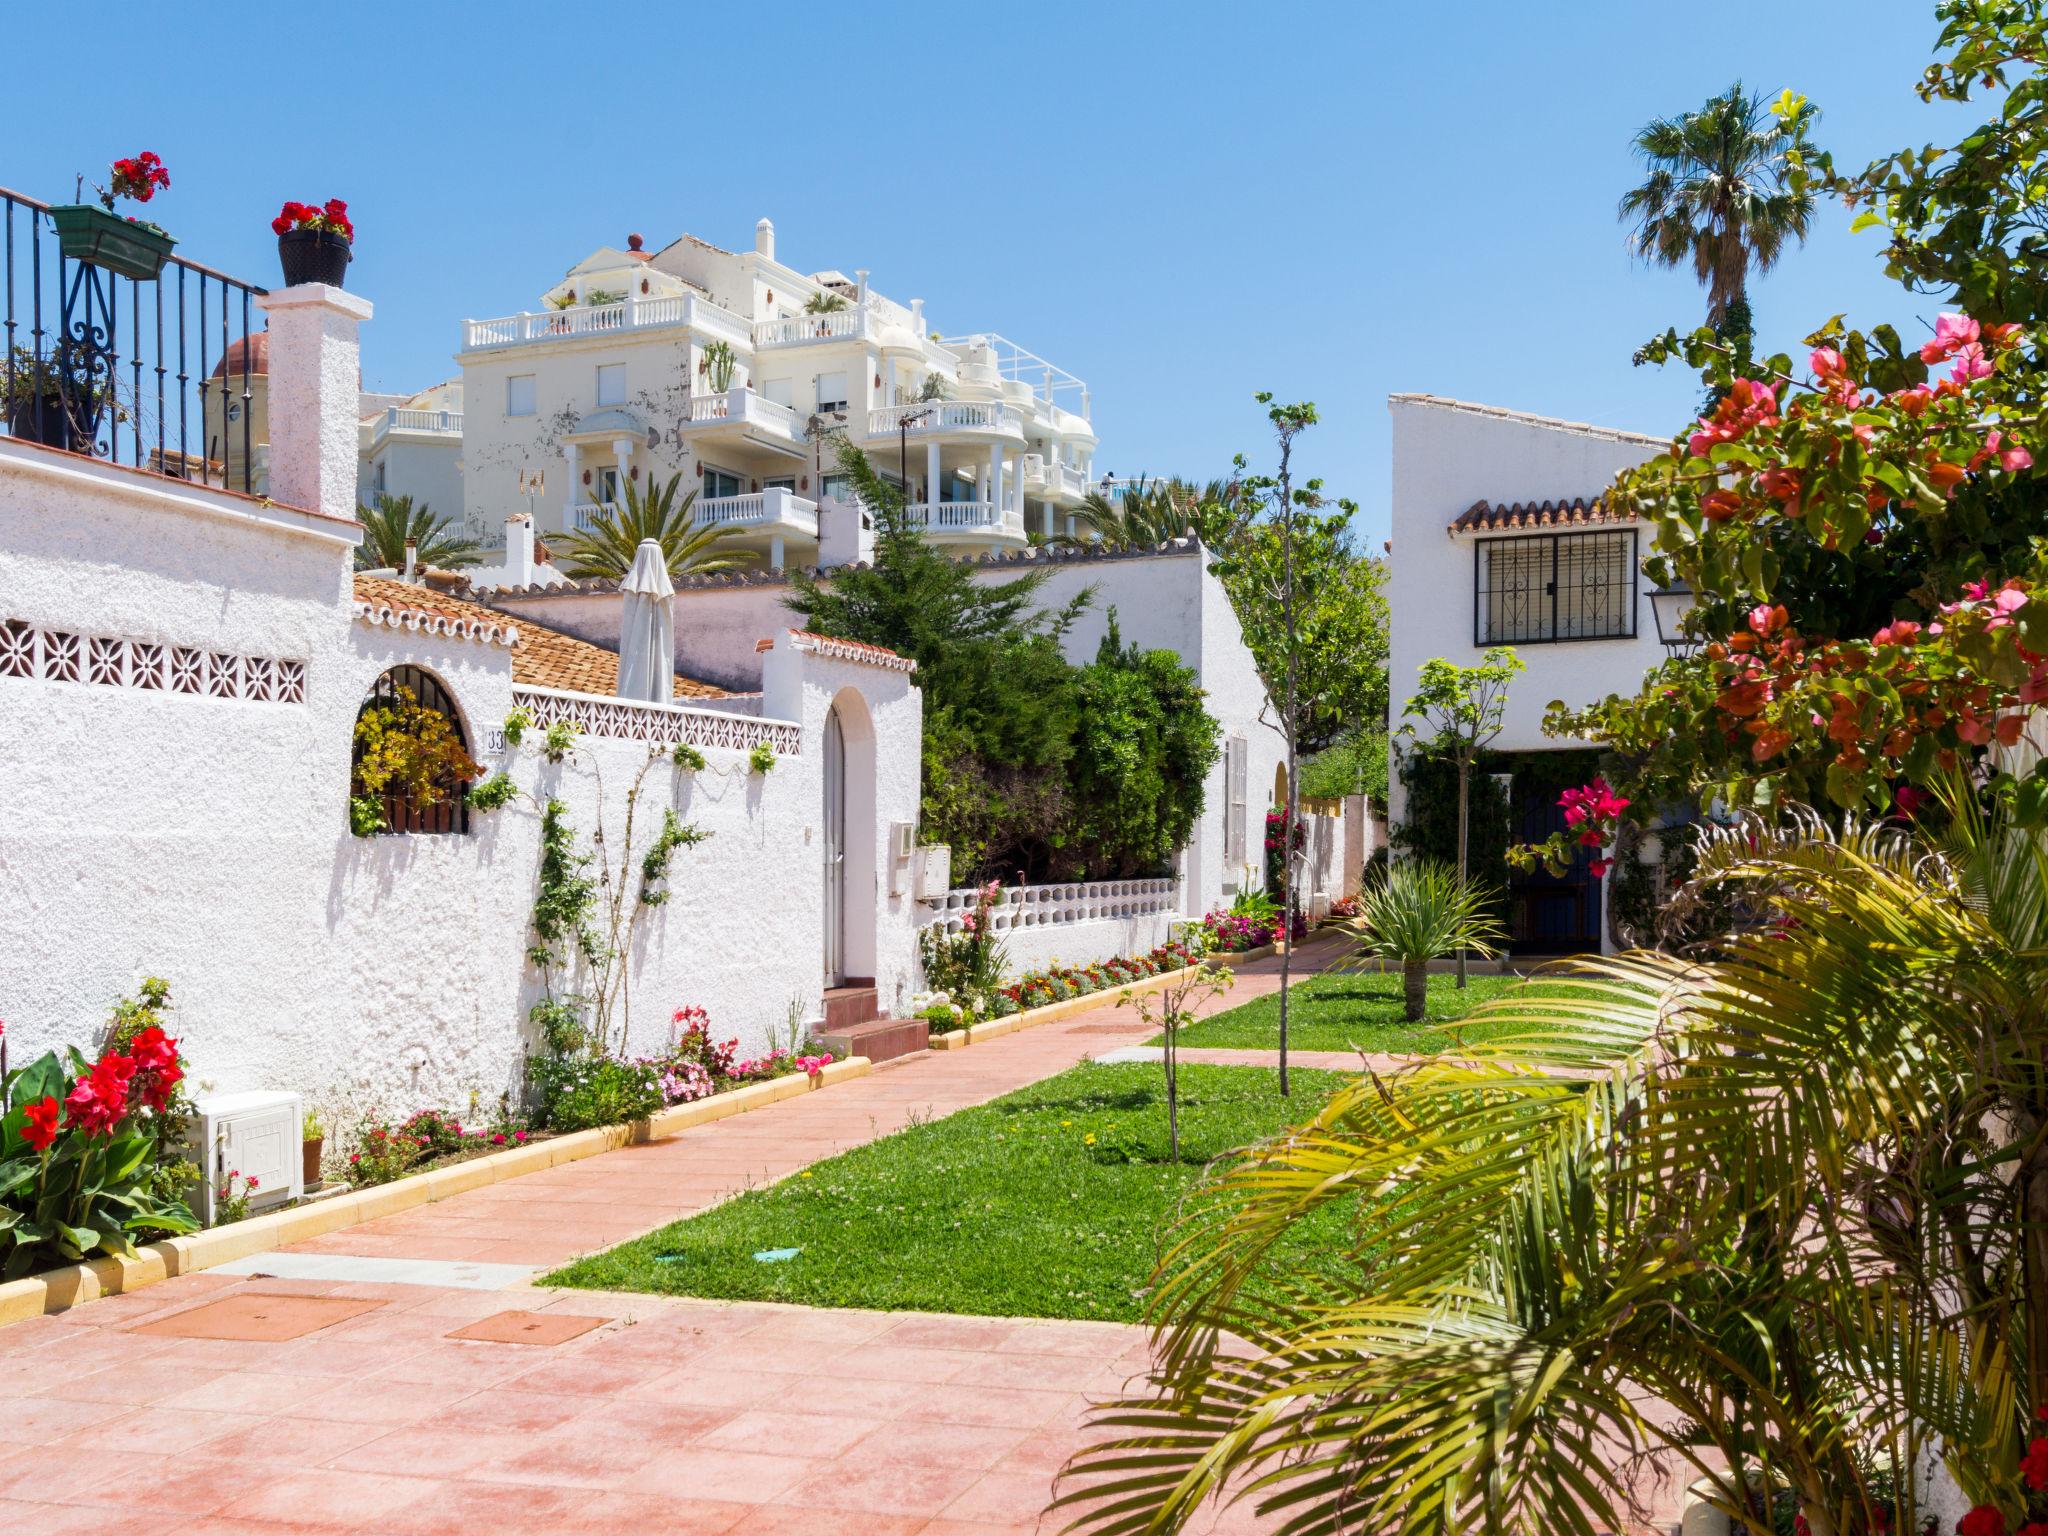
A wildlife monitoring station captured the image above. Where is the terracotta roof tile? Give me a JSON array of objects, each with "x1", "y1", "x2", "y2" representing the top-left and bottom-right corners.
[
  {"x1": 755, "y1": 630, "x2": 918, "y2": 673},
  {"x1": 351, "y1": 574, "x2": 728, "y2": 698},
  {"x1": 1450, "y1": 497, "x2": 1637, "y2": 534}
]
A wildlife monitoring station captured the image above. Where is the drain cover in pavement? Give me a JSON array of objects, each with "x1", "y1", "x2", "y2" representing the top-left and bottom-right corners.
[
  {"x1": 447, "y1": 1310, "x2": 608, "y2": 1345},
  {"x1": 132, "y1": 1293, "x2": 384, "y2": 1342}
]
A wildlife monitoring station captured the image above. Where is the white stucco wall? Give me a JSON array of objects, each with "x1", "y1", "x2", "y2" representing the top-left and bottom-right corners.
[
  {"x1": 1385, "y1": 394, "x2": 1667, "y2": 834},
  {"x1": 0, "y1": 440, "x2": 922, "y2": 1137}
]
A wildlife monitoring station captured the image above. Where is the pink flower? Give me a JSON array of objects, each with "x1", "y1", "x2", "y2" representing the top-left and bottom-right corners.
[
  {"x1": 2005, "y1": 441, "x2": 2035, "y2": 472},
  {"x1": 1951, "y1": 342, "x2": 1993, "y2": 383},
  {"x1": 1997, "y1": 587, "x2": 2030, "y2": 615},
  {"x1": 1920, "y1": 312, "x2": 1981, "y2": 363},
  {"x1": 1588, "y1": 858, "x2": 1613, "y2": 878},
  {"x1": 1809, "y1": 345, "x2": 1847, "y2": 381}
]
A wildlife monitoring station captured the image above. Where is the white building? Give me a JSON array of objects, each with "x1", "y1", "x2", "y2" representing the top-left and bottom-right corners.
[
  {"x1": 452, "y1": 219, "x2": 1101, "y2": 570},
  {"x1": 1385, "y1": 393, "x2": 1665, "y2": 952},
  {"x1": 357, "y1": 377, "x2": 463, "y2": 524}
]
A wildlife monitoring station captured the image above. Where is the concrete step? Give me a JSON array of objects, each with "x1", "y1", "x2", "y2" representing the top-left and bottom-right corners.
[
  {"x1": 824, "y1": 983, "x2": 880, "y2": 1032},
  {"x1": 819, "y1": 1016, "x2": 929, "y2": 1065}
]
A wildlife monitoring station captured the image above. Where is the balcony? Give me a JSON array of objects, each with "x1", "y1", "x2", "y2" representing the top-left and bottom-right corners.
[
  {"x1": 905, "y1": 500, "x2": 1025, "y2": 543},
  {"x1": 676, "y1": 388, "x2": 804, "y2": 453},
  {"x1": 367, "y1": 407, "x2": 462, "y2": 453},
  {"x1": 695, "y1": 489, "x2": 818, "y2": 538},
  {"x1": 753, "y1": 305, "x2": 875, "y2": 349},
  {"x1": 462, "y1": 293, "x2": 750, "y2": 353},
  {"x1": 1022, "y1": 453, "x2": 1089, "y2": 505},
  {"x1": 863, "y1": 400, "x2": 1023, "y2": 442}
]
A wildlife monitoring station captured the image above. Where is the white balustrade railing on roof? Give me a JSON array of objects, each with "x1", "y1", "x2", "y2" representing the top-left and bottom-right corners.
[
  {"x1": 904, "y1": 500, "x2": 1022, "y2": 537},
  {"x1": 754, "y1": 306, "x2": 871, "y2": 348},
  {"x1": 462, "y1": 293, "x2": 749, "y2": 351},
  {"x1": 919, "y1": 879, "x2": 1177, "y2": 934},
  {"x1": 383, "y1": 408, "x2": 462, "y2": 434},
  {"x1": 864, "y1": 400, "x2": 1019, "y2": 438}
]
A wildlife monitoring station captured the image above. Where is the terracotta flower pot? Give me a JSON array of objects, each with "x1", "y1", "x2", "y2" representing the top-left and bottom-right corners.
[{"x1": 302, "y1": 1135, "x2": 324, "y2": 1188}]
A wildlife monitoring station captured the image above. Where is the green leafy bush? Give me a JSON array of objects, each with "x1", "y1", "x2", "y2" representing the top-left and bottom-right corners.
[{"x1": 530, "y1": 1055, "x2": 663, "y2": 1132}]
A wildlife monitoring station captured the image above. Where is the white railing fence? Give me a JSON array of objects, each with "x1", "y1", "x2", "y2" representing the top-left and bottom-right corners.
[
  {"x1": 754, "y1": 307, "x2": 868, "y2": 347},
  {"x1": 904, "y1": 500, "x2": 1022, "y2": 536},
  {"x1": 919, "y1": 878, "x2": 1176, "y2": 934},
  {"x1": 864, "y1": 400, "x2": 1017, "y2": 437},
  {"x1": 384, "y1": 408, "x2": 462, "y2": 434},
  {"x1": 463, "y1": 293, "x2": 749, "y2": 351}
]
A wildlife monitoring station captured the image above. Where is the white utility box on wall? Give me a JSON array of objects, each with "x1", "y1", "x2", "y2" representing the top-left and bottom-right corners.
[
  {"x1": 187, "y1": 1090, "x2": 303, "y2": 1224},
  {"x1": 914, "y1": 843, "x2": 951, "y2": 900}
]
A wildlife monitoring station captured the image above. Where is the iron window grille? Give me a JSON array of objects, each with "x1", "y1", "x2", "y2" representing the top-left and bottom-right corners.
[
  {"x1": 1473, "y1": 530, "x2": 1638, "y2": 646},
  {"x1": 352, "y1": 666, "x2": 473, "y2": 835}
]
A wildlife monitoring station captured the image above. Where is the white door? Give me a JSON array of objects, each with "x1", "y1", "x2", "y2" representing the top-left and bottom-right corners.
[{"x1": 823, "y1": 707, "x2": 846, "y2": 984}]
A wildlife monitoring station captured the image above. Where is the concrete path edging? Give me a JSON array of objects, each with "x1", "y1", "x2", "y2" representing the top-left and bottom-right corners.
[{"x1": 0, "y1": 1055, "x2": 872, "y2": 1329}]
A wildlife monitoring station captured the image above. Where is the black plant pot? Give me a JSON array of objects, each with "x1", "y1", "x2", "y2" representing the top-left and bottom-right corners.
[
  {"x1": 277, "y1": 228, "x2": 352, "y2": 288},
  {"x1": 6, "y1": 391, "x2": 95, "y2": 453}
]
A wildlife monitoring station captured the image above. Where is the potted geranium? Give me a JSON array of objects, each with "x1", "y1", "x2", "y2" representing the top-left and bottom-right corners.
[
  {"x1": 50, "y1": 152, "x2": 176, "y2": 282},
  {"x1": 272, "y1": 199, "x2": 354, "y2": 288}
]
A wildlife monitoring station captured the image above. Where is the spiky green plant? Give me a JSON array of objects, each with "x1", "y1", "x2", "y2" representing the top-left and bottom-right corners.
[
  {"x1": 1342, "y1": 858, "x2": 1505, "y2": 1019},
  {"x1": 553, "y1": 472, "x2": 753, "y2": 581},
  {"x1": 1059, "y1": 790, "x2": 2048, "y2": 1536},
  {"x1": 353, "y1": 493, "x2": 483, "y2": 571}
]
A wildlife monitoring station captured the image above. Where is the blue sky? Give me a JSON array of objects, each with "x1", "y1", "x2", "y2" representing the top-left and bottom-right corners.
[{"x1": 7, "y1": 1, "x2": 1974, "y2": 545}]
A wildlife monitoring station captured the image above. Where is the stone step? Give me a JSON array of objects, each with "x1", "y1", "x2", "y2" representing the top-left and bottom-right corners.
[
  {"x1": 823, "y1": 983, "x2": 880, "y2": 1031},
  {"x1": 818, "y1": 1016, "x2": 929, "y2": 1065}
]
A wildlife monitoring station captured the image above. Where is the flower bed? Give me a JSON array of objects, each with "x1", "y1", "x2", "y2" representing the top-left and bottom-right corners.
[
  {"x1": 1198, "y1": 906, "x2": 1309, "y2": 953},
  {"x1": 918, "y1": 938, "x2": 1197, "y2": 1030},
  {"x1": 346, "y1": 1107, "x2": 539, "y2": 1187}
]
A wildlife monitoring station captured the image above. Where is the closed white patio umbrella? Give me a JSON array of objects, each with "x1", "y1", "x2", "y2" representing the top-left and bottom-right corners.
[{"x1": 616, "y1": 539, "x2": 675, "y2": 702}]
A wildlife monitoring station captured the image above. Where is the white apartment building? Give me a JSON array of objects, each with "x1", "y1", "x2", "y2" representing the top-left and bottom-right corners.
[
  {"x1": 1386, "y1": 393, "x2": 1666, "y2": 953},
  {"x1": 453, "y1": 218, "x2": 1100, "y2": 569},
  {"x1": 357, "y1": 377, "x2": 463, "y2": 521}
]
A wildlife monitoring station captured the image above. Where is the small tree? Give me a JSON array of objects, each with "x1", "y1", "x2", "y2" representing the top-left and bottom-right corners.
[
  {"x1": 1118, "y1": 923, "x2": 1232, "y2": 1161},
  {"x1": 1398, "y1": 648, "x2": 1522, "y2": 986},
  {"x1": 1340, "y1": 860, "x2": 1506, "y2": 1021}
]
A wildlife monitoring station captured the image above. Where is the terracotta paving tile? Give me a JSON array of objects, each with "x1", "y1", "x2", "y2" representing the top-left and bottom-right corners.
[
  {"x1": 697, "y1": 1407, "x2": 882, "y2": 1458},
  {"x1": 132, "y1": 1293, "x2": 384, "y2": 1343},
  {"x1": 367, "y1": 1479, "x2": 603, "y2": 1536},
  {"x1": 214, "y1": 1466, "x2": 436, "y2": 1529},
  {"x1": 30, "y1": 1355, "x2": 225, "y2": 1404},
  {"x1": 684, "y1": 1334, "x2": 860, "y2": 1376},
  {"x1": 777, "y1": 1457, "x2": 988, "y2": 1519},
  {"x1": 630, "y1": 1446, "x2": 816, "y2": 1503},
  {"x1": 446, "y1": 1308, "x2": 609, "y2": 1346},
  {"x1": 895, "y1": 1382, "x2": 1081, "y2": 1431},
  {"x1": 162, "y1": 1370, "x2": 339, "y2": 1417},
  {"x1": 53, "y1": 1403, "x2": 266, "y2": 1458},
  {"x1": 725, "y1": 1509, "x2": 926, "y2": 1536},
  {"x1": 0, "y1": 1499, "x2": 135, "y2": 1534},
  {"x1": 284, "y1": 1374, "x2": 479, "y2": 1424},
  {"x1": 0, "y1": 1392, "x2": 150, "y2": 1444},
  {"x1": 829, "y1": 1342, "x2": 987, "y2": 1383},
  {"x1": 207, "y1": 1413, "x2": 389, "y2": 1467},
  {"x1": 463, "y1": 1431, "x2": 664, "y2": 1489},
  {"x1": 437, "y1": 1387, "x2": 602, "y2": 1433},
  {"x1": 939, "y1": 1469, "x2": 1066, "y2": 1526},
  {"x1": 875, "y1": 1314, "x2": 1026, "y2": 1351},
  {"x1": 754, "y1": 1371, "x2": 928, "y2": 1420},
  {"x1": 952, "y1": 1349, "x2": 1121, "y2": 1392},
  {"x1": 496, "y1": 1352, "x2": 676, "y2": 1397},
  {"x1": 330, "y1": 1424, "x2": 539, "y2": 1479}
]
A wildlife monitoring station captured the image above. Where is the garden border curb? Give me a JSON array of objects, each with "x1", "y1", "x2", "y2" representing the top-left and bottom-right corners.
[{"x1": 0, "y1": 1056, "x2": 873, "y2": 1330}]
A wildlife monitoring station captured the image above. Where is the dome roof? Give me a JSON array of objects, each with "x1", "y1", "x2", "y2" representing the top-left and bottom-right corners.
[{"x1": 209, "y1": 331, "x2": 268, "y2": 379}]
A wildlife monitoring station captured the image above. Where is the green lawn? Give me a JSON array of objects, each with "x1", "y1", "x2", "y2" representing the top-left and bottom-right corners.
[
  {"x1": 545, "y1": 1061, "x2": 1348, "y2": 1322},
  {"x1": 1162, "y1": 969, "x2": 1524, "y2": 1054}
]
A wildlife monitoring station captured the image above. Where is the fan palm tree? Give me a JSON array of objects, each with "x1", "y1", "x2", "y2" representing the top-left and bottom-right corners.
[
  {"x1": 553, "y1": 471, "x2": 755, "y2": 581},
  {"x1": 1064, "y1": 477, "x2": 1226, "y2": 549},
  {"x1": 1059, "y1": 789, "x2": 2048, "y2": 1536},
  {"x1": 1619, "y1": 82, "x2": 1815, "y2": 322},
  {"x1": 1340, "y1": 859, "x2": 1506, "y2": 1019},
  {"x1": 354, "y1": 494, "x2": 483, "y2": 571}
]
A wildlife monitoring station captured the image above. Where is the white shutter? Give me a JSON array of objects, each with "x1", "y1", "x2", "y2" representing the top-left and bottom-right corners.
[
  {"x1": 1224, "y1": 737, "x2": 1248, "y2": 865},
  {"x1": 815, "y1": 372, "x2": 849, "y2": 413},
  {"x1": 762, "y1": 377, "x2": 794, "y2": 407}
]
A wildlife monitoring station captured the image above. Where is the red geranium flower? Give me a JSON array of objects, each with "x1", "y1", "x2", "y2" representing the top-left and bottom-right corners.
[
  {"x1": 1960, "y1": 1506, "x2": 2008, "y2": 1536},
  {"x1": 2023, "y1": 1433, "x2": 2048, "y2": 1491},
  {"x1": 129, "y1": 1025, "x2": 184, "y2": 1111},
  {"x1": 272, "y1": 197, "x2": 354, "y2": 242},
  {"x1": 21, "y1": 1095, "x2": 61, "y2": 1153}
]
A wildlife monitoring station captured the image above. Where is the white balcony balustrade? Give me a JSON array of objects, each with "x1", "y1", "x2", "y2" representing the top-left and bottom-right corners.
[
  {"x1": 567, "y1": 501, "x2": 613, "y2": 533},
  {"x1": 904, "y1": 500, "x2": 1023, "y2": 538},
  {"x1": 679, "y1": 388, "x2": 803, "y2": 444},
  {"x1": 383, "y1": 408, "x2": 462, "y2": 434},
  {"x1": 694, "y1": 489, "x2": 818, "y2": 538},
  {"x1": 864, "y1": 400, "x2": 1022, "y2": 440},
  {"x1": 753, "y1": 305, "x2": 873, "y2": 348},
  {"x1": 462, "y1": 293, "x2": 749, "y2": 352}
]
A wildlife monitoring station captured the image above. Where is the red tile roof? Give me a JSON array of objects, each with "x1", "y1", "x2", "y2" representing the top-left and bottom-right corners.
[
  {"x1": 1450, "y1": 497, "x2": 1637, "y2": 534},
  {"x1": 352, "y1": 575, "x2": 730, "y2": 698},
  {"x1": 756, "y1": 630, "x2": 918, "y2": 672}
]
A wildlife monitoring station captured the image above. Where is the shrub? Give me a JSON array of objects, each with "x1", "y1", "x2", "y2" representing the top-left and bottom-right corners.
[
  {"x1": 1342, "y1": 859, "x2": 1506, "y2": 1020},
  {"x1": 530, "y1": 1055, "x2": 663, "y2": 1132}
]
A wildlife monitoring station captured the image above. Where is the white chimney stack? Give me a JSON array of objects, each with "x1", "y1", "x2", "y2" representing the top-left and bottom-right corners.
[
  {"x1": 855, "y1": 268, "x2": 869, "y2": 303},
  {"x1": 910, "y1": 298, "x2": 924, "y2": 333},
  {"x1": 402, "y1": 536, "x2": 418, "y2": 583},
  {"x1": 505, "y1": 513, "x2": 535, "y2": 587},
  {"x1": 755, "y1": 218, "x2": 774, "y2": 261}
]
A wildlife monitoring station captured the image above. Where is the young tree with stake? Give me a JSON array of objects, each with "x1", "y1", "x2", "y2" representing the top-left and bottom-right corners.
[{"x1": 1398, "y1": 649, "x2": 1522, "y2": 986}]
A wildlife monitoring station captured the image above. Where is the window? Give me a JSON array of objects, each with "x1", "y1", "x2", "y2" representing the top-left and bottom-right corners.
[
  {"x1": 1475, "y1": 530, "x2": 1637, "y2": 645},
  {"x1": 762, "y1": 475, "x2": 796, "y2": 493},
  {"x1": 815, "y1": 371, "x2": 848, "y2": 415},
  {"x1": 506, "y1": 375, "x2": 536, "y2": 416},
  {"x1": 595, "y1": 364, "x2": 626, "y2": 406},
  {"x1": 371, "y1": 461, "x2": 387, "y2": 498},
  {"x1": 351, "y1": 667, "x2": 476, "y2": 835},
  {"x1": 1223, "y1": 737, "x2": 1248, "y2": 867},
  {"x1": 703, "y1": 466, "x2": 742, "y2": 499},
  {"x1": 596, "y1": 466, "x2": 620, "y2": 504}
]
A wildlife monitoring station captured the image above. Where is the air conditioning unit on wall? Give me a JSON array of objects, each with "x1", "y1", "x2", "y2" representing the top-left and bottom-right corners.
[{"x1": 187, "y1": 1090, "x2": 303, "y2": 1225}]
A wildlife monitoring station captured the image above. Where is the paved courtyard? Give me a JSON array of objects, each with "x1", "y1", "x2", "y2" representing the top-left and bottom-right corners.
[{"x1": 0, "y1": 950, "x2": 1354, "y2": 1535}]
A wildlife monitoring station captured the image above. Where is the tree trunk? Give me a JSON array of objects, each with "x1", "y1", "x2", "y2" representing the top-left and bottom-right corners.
[
  {"x1": 1403, "y1": 959, "x2": 1427, "y2": 1022},
  {"x1": 1276, "y1": 444, "x2": 1298, "y2": 1099},
  {"x1": 1455, "y1": 756, "x2": 1470, "y2": 988}
]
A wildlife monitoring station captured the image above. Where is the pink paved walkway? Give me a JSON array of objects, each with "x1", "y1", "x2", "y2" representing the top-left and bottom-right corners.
[{"x1": 0, "y1": 947, "x2": 1395, "y2": 1536}]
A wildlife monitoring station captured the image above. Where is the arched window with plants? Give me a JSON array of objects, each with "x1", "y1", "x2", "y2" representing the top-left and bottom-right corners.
[{"x1": 349, "y1": 666, "x2": 481, "y2": 835}]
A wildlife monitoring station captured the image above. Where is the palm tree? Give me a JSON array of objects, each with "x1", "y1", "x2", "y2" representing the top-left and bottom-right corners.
[
  {"x1": 1619, "y1": 82, "x2": 1815, "y2": 322},
  {"x1": 1065, "y1": 477, "x2": 1219, "y2": 549},
  {"x1": 354, "y1": 494, "x2": 483, "y2": 571},
  {"x1": 1059, "y1": 791, "x2": 2048, "y2": 1536},
  {"x1": 553, "y1": 471, "x2": 754, "y2": 581},
  {"x1": 1341, "y1": 859, "x2": 1505, "y2": 1019}
]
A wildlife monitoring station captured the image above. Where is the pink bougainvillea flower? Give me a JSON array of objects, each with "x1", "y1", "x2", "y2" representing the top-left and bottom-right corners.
[
  {"x1": 1873, "y1": 620, "x2": 1922, "y2": 647},
  {"x1": 1587, "y1": 857, "x2": 1613, "y2": 878},
  {"x1": 1951, "y1": 342, "x2": 1993, "y2": 383},
  {"x1": 1808, "y1": 345, "x2": 1847, "y2": 381},
  {"x1": 1997, "y1": 586, "x2": 2030, "y2": 614},
  {"x1": 1921, "y1": 312, "x2": 1982, "y2": 363}
]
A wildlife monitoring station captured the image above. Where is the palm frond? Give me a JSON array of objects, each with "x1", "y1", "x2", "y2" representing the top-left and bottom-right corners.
[
  {"x1": 552, "y1": 472, "x2": 756, "y2": 580},
  {"x1": 354, "y1": 493, "x2": 483, "y2": 570}
]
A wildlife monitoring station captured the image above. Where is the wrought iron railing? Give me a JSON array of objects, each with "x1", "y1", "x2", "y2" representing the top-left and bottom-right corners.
[{"x1": 2, "y1": 185, "x2": 268, "y2": 494}]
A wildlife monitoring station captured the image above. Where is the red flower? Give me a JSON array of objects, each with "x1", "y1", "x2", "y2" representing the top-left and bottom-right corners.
[
  {"x1": 129, "y1": 1026, "x2": 183, "y2": 1112},
  {"x1": 2022, "y1": 1433, "x2": 2048, "y2": 1491},
  {"x1": 21, "y1": 1095, "x2": 61, "y2": 1153},
  {"x1": 1959, "y1": 1506, "x2": 2007, "y2": 1536},
  {"x1": 63, "y1": 1053, "x2": 134, "y2": 1137}
]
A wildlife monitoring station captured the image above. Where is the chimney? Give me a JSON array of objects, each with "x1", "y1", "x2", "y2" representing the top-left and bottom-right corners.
[
  {"x1": 755, "y1": 218, "x2": 774, "y2": 261},
  {"x1": 855, "y1": 268, "x2": 869, "y2": 303},
  {"x1": 256, "y1": 282, "x2": 374, "y2": 523},
  {"x1": 910, "y1": 298, "x2": 924, "y2": 333},
  {"x1": 505, "y1": 513, "x2": 535, "y2": 586},
  {"x1": 402, "y1": 537, "x2": 418, "y2": 583}
]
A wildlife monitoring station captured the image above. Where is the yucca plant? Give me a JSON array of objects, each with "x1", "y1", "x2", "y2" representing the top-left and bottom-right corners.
[
  {"x1": 354, "y1": 493, "x2": 482, "y2": 571},
  {"x1": 554, "y1": 472, "x2": 754, "y2": 581},
  {"x1": 1342, "y1": 858, "x2": 1505, "y2": 1020},
  {"x1": 1059, "y1": 789, "x2": 2048, "y2": 1536}
]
